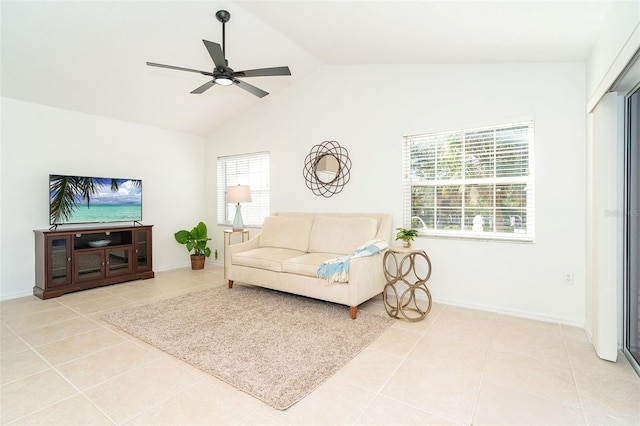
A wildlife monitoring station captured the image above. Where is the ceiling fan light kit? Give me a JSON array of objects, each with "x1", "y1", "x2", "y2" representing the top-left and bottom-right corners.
[
  {"x1": 215, "y1": 77, "x2": 234, "y2": 86},
  {"x1": 146, "y1": 10, "x2": 291, "y2": 98}
]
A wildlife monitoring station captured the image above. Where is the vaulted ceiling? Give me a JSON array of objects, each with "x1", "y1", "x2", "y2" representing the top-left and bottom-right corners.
[{"x1": 1, "y1": 1, "x2": 613, "y2": 136}]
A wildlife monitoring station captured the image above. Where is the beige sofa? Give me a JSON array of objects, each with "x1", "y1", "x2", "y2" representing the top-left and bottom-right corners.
[{"x1": 227, "y1": 212, "x2": 392, "y2": 319}]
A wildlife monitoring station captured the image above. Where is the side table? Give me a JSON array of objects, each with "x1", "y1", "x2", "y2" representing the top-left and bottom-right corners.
[
  {"x1": 223, "y1": 229, "x2": 250, "y2": 281},
  {"x1": 382, "y1": 246, "x2": 432, "y2": 321}
]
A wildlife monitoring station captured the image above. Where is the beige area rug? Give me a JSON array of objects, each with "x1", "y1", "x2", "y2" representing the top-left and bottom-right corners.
[{"x1": 103, "y1": 285, "x2": 394, "y2": 410}]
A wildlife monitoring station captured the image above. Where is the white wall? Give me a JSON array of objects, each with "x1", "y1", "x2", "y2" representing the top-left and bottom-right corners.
[
  {"x1": 206, "y1": 63, "x2": 587, "y2": 325},
  {"x1": 0, "y1": 97, "x2": 207, "y2": 300}
]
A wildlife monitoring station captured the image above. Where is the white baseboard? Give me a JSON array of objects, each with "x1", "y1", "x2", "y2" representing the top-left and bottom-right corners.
[
  {"x1": 386, "y1": 287, "x2": 585, "y2": 328},
  {"x1": 0, "y1": 289, "x2": 35, "y2": 302},
  {"x1": 432, "y1": 296, "x2": 585, "y2": 328}
]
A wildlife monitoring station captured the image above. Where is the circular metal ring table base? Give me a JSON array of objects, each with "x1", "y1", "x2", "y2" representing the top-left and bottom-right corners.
[{"x1": 382, "y1": 247, "x2": 432, "y2": 322}]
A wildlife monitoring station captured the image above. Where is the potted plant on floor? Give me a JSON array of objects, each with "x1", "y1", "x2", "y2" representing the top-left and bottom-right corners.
[
  {"x1": 174, "y1": 221, "x2": 212, "y2": 270},
  {"x1": 395, "y1": 227, "x2": 419, "y2": 248}
]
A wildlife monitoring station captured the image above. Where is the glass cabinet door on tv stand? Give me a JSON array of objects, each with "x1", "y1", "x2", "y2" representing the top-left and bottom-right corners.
[
  {"x1": 107, "y1": 246, "x2": 133, "y2": 277},
  {"x1": 133, "y1": 228, "x2": 152, "y2": 273},
  {"x1": 47, "y1": 235, "x2": 72, "y2": 286},
  {"x1": 74, "y1": 249, "x2": 105, "y2": 283}
]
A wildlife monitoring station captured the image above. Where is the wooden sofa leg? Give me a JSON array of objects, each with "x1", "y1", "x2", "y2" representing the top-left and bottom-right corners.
[
  {"x1": 350, "y1": 306, "x2": 357, "y2": 320},
  {"x1": 228, "y1": 280, "x2": 234, "y2": 289}
]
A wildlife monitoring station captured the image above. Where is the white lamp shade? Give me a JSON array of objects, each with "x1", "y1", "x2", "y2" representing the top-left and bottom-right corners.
[{"x1": 227, "y1": 185, "x2": 252, "y2": 203}]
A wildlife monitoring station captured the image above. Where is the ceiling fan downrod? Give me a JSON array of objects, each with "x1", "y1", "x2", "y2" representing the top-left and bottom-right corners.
[{"x1": 215, "y1": 10, "x2": 230, "y2": 65}]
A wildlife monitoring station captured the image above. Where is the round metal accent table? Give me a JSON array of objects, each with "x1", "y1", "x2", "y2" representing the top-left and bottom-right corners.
[{"x1": 382, "y1": 247, "x2": 432, "y2": 321}]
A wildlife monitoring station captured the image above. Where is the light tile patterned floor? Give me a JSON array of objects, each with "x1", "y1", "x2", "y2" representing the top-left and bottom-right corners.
[{"x1": 1, "y1": 266, "x2": 639, "y2": 425}]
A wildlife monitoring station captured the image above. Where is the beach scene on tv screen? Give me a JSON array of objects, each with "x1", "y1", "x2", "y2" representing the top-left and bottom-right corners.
[{"x1": 49, "y1": 175, "x2": 142, "y2": 224}]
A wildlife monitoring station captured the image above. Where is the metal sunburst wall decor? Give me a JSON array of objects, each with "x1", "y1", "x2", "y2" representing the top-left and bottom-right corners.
[{"x1": 303, "y1": 140, "x2": 352, "y2": 197}]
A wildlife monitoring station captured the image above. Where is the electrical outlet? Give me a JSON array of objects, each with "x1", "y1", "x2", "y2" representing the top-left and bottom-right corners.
[{"x1": 563, "y1": 272, "x2": 574, "y2": 285}]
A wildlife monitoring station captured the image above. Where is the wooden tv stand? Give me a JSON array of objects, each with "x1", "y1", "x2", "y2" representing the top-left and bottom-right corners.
[{"x1": 34, "y1": 224, "x2": 154, "y2": 299}]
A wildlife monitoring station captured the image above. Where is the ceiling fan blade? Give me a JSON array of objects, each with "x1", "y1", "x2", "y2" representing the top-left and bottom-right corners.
[
  {"x1": 202, "y1": 40, "x2": 226, "y2": 69},
  {"x1": 190, "y1": 80, "x2": 216, "y2": 94},
  {"x1": 234, "y1": 66, "x2": 291, "y2": 78},
  {"x1": 234, "y1": 79, "x2": 268, "y2": 98},
  {"x1": 146, "y1": 62, "x2": 213, "y2": 76}
]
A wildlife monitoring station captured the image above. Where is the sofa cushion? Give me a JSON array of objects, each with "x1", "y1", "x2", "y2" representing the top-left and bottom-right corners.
[
  {"x1": 259, "y1": 216, "x2": 314, "y2": 252},
  {"x1": 232, "y1": 247, "x2": 306, "y2": 272},
  {"x1": 282, "y1": 253, "x2": 345, "y2": 278},
  {"x1": 308, "y1": 216, "x2": 378, "y2": 255}
]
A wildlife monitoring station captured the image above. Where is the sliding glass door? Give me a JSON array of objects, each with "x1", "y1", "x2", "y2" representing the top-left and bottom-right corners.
[{"x1": 624, "y1": 85, "x2": 640, "y2": 374}]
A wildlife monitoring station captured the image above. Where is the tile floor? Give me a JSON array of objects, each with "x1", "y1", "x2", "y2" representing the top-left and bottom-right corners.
[{"x1": 1, "y1": 266, "x2": 639, "y2": 425}]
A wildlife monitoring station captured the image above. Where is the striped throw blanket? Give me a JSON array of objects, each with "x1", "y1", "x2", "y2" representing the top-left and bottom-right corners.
[{"x1": 317, "y1": 239, "x2": 389, "y2": 284}]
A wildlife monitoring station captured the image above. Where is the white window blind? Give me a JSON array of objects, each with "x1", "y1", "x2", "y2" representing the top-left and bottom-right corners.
[
  {"x1": 217, "y1": 152, "x2": 270, "y2": 227},
  {"x1": 403, "y1": 122, "x2": 535, "y2": 241}
]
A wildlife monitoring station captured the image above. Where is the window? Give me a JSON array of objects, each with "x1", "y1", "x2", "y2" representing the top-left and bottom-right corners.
[
  {"x1": 217, "y1": 152, "x2": 270, "y2": 227},
  {"x1": 403, "y1": 122, "x2": 534, "y2": 241}
]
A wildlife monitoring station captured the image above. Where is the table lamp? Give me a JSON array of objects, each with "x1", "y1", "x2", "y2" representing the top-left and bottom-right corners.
[{"x1": 227, "y1": 185, "x2": 252, "y2": 231}]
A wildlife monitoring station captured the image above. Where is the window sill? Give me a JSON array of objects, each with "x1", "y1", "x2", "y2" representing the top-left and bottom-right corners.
[{"x1": 416, "y1": 230, "x2": 535, "y2": 243}]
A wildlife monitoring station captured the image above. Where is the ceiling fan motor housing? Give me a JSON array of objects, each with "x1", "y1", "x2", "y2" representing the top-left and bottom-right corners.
[{"x1": 215, "y1": 10, "x2": 230, "y2": 23}]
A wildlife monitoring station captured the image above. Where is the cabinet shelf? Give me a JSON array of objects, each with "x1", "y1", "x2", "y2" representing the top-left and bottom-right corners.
[
  {"x1": 34, "y1": 225, "x2": 154, "y2": 299},
  {"x1": 78, "y1": 267, "x2": 102, "y2": 274},
  {"x1": 74, "y1": 244, "x2": 130, "y2": 252}
]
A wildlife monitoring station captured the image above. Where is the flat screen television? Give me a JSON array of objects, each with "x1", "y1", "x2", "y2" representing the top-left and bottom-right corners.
[{"x1": 49, "y1": 174, "x2": 142, "y2": 226}]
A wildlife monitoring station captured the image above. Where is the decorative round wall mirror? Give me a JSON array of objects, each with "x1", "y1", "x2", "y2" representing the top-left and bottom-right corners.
[
  {"x1": 303, "y1": 140, "x2": 351, "y2": 197},
  {"x1": 315, "y1": 154, "x2": 340, "y2": 183}
]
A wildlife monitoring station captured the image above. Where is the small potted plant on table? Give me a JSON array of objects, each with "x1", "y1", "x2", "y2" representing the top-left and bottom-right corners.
[
  {"x1": 174, "y1": 221, "x2": 212, "y2": 270},
  {"x1": 395, "y1": 227, "x2": 419, "y2": 248}
]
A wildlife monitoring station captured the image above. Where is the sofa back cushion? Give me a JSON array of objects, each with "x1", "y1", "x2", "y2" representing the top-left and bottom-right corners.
[
  {"x1": 308, "y1": 216, "x2": 378, "y2": 255},
  {"x1": 259, "y1": 216, "x2": 314, "y2": 252}
]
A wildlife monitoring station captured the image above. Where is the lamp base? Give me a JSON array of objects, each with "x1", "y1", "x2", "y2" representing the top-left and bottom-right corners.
[{"x1": 232, "y1": 203, "x2": 244, "y2": 231}]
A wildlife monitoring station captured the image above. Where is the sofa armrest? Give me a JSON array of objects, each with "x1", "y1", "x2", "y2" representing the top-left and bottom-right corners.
[
  {"x1": 226, "y1": 234, "x2": 261, "y2": 281},
  {"x1": 346, "y1": 249, "x2": 388, "y2": 304},
  {"x1": 230, "y1": 234, "x2": 261, "y2": 255}
]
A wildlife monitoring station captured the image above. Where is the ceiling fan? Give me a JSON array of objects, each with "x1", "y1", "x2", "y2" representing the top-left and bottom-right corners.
[{"x1": 146, "y1": 10, "x2": 291, "y2": 98}]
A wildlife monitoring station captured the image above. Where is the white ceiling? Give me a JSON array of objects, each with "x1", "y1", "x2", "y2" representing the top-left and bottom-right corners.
[{"x1": 1, "y1": 1, "x2": 614, "y2": 136}]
